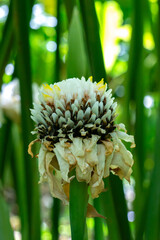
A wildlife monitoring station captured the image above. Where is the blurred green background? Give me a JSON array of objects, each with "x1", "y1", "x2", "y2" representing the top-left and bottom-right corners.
[{"x1": 0, "y1": 0, "x2": 160, "y2": 239}]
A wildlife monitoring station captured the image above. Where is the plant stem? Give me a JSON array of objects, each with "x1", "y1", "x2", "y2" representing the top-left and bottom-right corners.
[
  {"x1": 69, "y1": 176, "x2": 88, "y2": 240},
  {"x1": 52, "y1": 198, "x2": 60, "y2": 240}
]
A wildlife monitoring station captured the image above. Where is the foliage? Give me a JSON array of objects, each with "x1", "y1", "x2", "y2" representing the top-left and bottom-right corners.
[{"x1": 0, "y1": 0, "x2": 160, "y2": 239}]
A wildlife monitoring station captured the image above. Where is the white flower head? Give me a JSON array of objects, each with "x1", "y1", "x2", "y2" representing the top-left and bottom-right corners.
[
  {"x1": 0, "y1": 79, "x2": 39, "y2": 124},
  {"x1": 29, "y1": 77, "x2": 135, "y2": 204}
]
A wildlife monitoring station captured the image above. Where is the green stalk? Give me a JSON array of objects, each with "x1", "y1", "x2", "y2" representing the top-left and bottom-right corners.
[
  {"x1": 101, "y1": 179, "x2": 121, "y2": 240},
  {"x1": 126, "y1": 0, "x2": 145, "y2": 237},
  {"x1": 52, "y1": 198, "x2": 60, "y2": 240},
  {"x1": 144, "y1": 102, "x2": 160, "y2": 239},
  {"x1": 13, "y1": 0, "x2": 40, "y2": 239},
  {"x1": 144, "y1": 1, "x2": 160, "y2": 239},
  {"x1": 64, "y1": 0, "x2": 76, "y2": 24},
  {"x1": 51, "y1": 1, "x2": 61, "y2": 239},
  {"x1": 11, "y1": 124, "x2": 29, "y2": 240},
  {"x1": 0, "y1": 119, "x2": 11, "y2": 179},
  {"x1": 93, "y1": 198, "x2": 104, "y2": 240},
  {"x1": 126, "y1": 0, "x2": 144, "y2": 179},
  {"x1": 0, "y1": 1, "x2": 14, "y2": 87},
  {"x1": 78, "y1": 0, "x2": 107, "y2": 82},
  {"x1": 54, "y1": 0, "x2": 61, "y2": 83},
  {"x1": 69, "y1": 176, "x2": 88, "y2": 240},
  {"x1": 0, "y1": 182, "x2": 14, "y2": 240},
  {"x1": 109, "y1": 175, "x2": 132, "y2": 240}
]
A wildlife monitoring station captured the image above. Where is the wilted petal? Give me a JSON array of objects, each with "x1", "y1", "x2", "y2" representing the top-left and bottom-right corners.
[
  {"x1": 93, "y1": 144, "x2": 105, "y2": 187},
  {"x1": 70, "y1": 137, "x2": 88, "y2": 172},
  {"x1": 83, "y1": 135, "x2": 100, "y2": 166},
  {"x1": 54, "y1": 144, "x2": 70, "y2": 182},
  {"x1": 38, "y1": 145, "x2": 47, "y2": 182},
  {"x1": 90, "y1": 171, "x2": 104, "y2": 199},
  {"x1": 115, "y1": 131, "x2": 135, "y2": 146},
  {"x1": 76, "y1": 165, "x2": 92, "y2": 183},
  {"x1": 45, "y1": 152, "x2": 68, "y2": 204}
]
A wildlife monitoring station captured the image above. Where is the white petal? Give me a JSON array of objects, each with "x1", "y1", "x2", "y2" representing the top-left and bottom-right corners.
[
  {"x1": 92, "y1": 101, "x2": 99, "y2": 116},
  {"x1": 56, "y1": 108, "x2": 63, "y2": 116},
  {"x1": 65, "y1": 110, "x2": 71, "y2": 119},
  {"x1": 52, "y1": 113, "x2": 58, "y2": 123},
  {"x1": 84, "y1": 107, "x2": 91, "y2": 119},
  {"x1": 77, "y1": 110, "x2": 84, "y2": 121}
]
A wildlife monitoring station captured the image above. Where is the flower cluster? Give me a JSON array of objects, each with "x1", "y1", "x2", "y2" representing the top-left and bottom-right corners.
[{"x1": 29, "y1": 77, "x2": 135, "y2": 204}]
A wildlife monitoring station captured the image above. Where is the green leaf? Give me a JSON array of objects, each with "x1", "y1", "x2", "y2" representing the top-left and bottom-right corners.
[
  {"x1": 67, "y1": 7, "x2": 88, "y2": 78},
  {"x1": 0, "y1": 1, "x2": 14, "y2": 87},
  {"x1": 144, "y1": 103, "x2": 160, "y2": 239},
  {"x1": 13, "y1": 0, "x2": 40, "y2": 239},
  {"x1": 11, "y1": 124, "x2": 29, "y2": 240},
  {"x1": 0, "y1": 119, "x2": 11, "y2": 179},
  {"x1": 0, "y1": 182, "x2": 14, "y2": 240},
  {"x1": 51, "y1": 198, "x2": 60, "y2": 240},
  {"x1": 79, "y1": 0, "x2": 107, "y2": 81},
  {"x1": 109, "y1": 175, "x2": 132, "y2": 240},
  {"x1": 64, "y1": 0, "x2": 76, "y2": 23},
  {"x1": 101, "y1": 178, "x2": 122, "y2": 240},
  {"x1": 93, "y1": 198, "x2": 105, "y2": 240}
]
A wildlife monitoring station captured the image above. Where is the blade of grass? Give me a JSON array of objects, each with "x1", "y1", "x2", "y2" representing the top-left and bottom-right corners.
[
  {"x1": 144, "y1": 102, "x2": 160, "y2": 239},
  {"x1": 126, "y1": 0, "x2": 147, "y2": 238},
  {"x1": 64, "y1": 0, "x2": 76, "y2": 23},
  {"x1": 109, "y1": 175, "x2": 132, "y2": 240},
  {"x1": 67, "y1": 7, "x2": 88, "y2": 78},
  {"x1": 0, "y1": 182, "x2": 14, "y2": 240},
  {"x1": 101, "y1": 179, "x2": 121, "y2": 240},
  {"x1": 144, "y1": 1, "x2": 160, "y2": 238},
  {"x1": 78, "y1": 0, "x2": 107, "y2": 81},
  {"x1": 51, "y1": 198, "x2": 60, "y2": 240},
  {"x1": 69, "y1": 176, "x2": 88, "y2": 240},
  {"x1": 0, "y1": 119, "x2": 11, "y2": 179},
  {"x1": 51, "y1": 1, "x2": 61, "y2": 238},
  {"x1": 13, "y1": 0, "x2": 40, "y2": 239},
  {"x1": 11, "y1": 124, "x2": 29, "y2": 240},
  {"x1": 93, "y1": 198, "x2": 104, "y2": 240},
  {"x1": 54, "y1": 0, "x2": 61, "y2": 83},
  {"x1": 126, "y1": 0, "x2": 145, "y2": 179},
  {"x1": 0, "y1": 1, "x2": 14, "y2": 87}
]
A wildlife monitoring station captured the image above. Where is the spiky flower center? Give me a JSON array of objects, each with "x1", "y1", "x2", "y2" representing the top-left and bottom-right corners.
[{"x1": 31, "y1": 77, "x2": 117, "y2": 144}]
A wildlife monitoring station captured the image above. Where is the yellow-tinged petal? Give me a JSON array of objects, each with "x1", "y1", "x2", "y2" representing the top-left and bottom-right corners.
[
  {"x1": 89, "y1": 76, "x2": 93, "y2": 82},
  {"x1": 96, "y1": 78, "x2": 104, "y2": 86},
  {"x1": 53, "y1": 84, "x2": 61, "y2": 94},
  {"x1": 43, "y1": 84, "x2": 53, "y2": 91},
  {"x1": 98, "y1": 83, "x2": 107, "y2": 92},
  {"x1": 42, "y1": 93, "x2": 52, "y2": 99}
]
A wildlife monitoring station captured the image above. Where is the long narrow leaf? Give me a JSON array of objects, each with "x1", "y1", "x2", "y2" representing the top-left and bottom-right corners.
[
  {"x1": 144, "y1": 1, "x2": 160, "y2": 238},
  {"x1": 79, "y1": 0, "x2": 107, "y2": 81},
  {"x1": 0, "y1": 119, "x2": 11, "y2": 178},
  {"x1": 51, "y1": 198, "x2": 60, "y2": 240},
  {"x1": 0, "y1": 1, "x2": 14, "y2": 87},
  {"x1": 144, "y1": 103, "x2": 160, "y2": 239},
  {"x1": 67, "y1": 7, "x2": 88, "y2": 78},
  {"x1": 109, "y1": 175, "x2": 132, "y2": 240},
  {"x1": 0, "y1": 182, "x2": 14, "y2": 240},
  {"x1": 101, "y1": 179, "x2": 121, "y2": 240},
  {"x1": 11, "y1": 124, "x2": 29, "y2": 240},
  {"x1": 13, "y1": 0, "x2": 40, "y2": 239},
  {"x1": 93, "y1": 198, "x2": 104, "y2": 240}
]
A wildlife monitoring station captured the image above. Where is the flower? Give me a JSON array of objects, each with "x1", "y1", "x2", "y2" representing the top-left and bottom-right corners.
[
  {"x1": 0, "y1": 79, "x2": 39, "y2": 124},
  {"x1": 29, "y1": 77, "x2": 135, "y2": 204}
]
